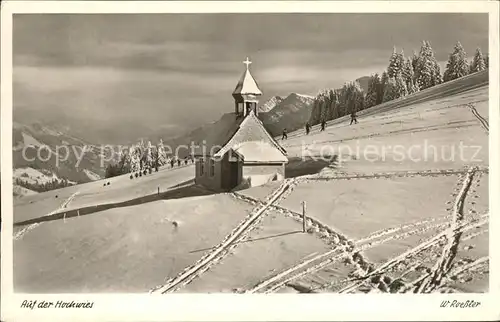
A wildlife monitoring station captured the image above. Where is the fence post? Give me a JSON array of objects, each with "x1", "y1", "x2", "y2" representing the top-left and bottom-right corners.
[
  {"x1": 158, "y1": 187, "x2": 160, "y2": 195},
  {"x1": 302, "y1": 201, "x2": 307, "y2": 233}
]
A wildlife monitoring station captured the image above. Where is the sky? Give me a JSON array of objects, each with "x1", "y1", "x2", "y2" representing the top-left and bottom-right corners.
[{"x1": 13, "y1": 13, "x2": 489, "y2": 144}]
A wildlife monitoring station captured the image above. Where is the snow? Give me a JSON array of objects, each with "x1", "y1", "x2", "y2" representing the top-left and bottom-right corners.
[
  {"x1": 295, "y1": 93, "x2": 314, "y2": 100},
  {"x1": 244, "y1": 174, "x2": 278, "y2": 187},
  {"x1": 279, "y1": 175, "x2": 459, "y2": 239},
  {"x1": 13, "y1": 185, "x2": 38, "y2": 197},
  {"x1": 13, "y1": 79, "x2": 489, "y2": 293},
  {"x1": 13, "y1": 167, "x2": 59, "y2": 185},
  {"x1": 13, "y1": 164, "x2": 195, "y2": 224},
  {"x1": 236, "y1": 180, "x2": 282, "y2": 200},
  {"x1": 259, "y1": 96, "x2": 283, "y2": 113},
  {"x1": 21, "y1": 132, "x2": 43, "y2": 147},
  {"x1": 214, "y1": 111, "x2": 286, "y2": 159},
  {"x1": 233, "y1": 141, "x2": 288, "y2": 163},
  {"x1": 233, "y1": 67, "x2": 262, "y2": 95},
  {"x1": 183, "y1": 211, "x2": 330, "y2": 292},
  {"x1": 83, "y1": 169, "x2": 101, "y2": 181},
  {"x1": 14, "y1": 194, "x2": 253, "y2": 293}
]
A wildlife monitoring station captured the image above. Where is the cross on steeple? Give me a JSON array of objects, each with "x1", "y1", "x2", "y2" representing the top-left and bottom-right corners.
[{"x1": 243, "y1": 57, "x2": 252, "y2": 69}]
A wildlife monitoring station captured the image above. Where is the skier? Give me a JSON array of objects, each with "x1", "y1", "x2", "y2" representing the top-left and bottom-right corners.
[
  {"x1": 170, "y1": 158, "x2": 175, "y2": 168},
  {"x1": 305, "y1": 122, "x2": 311, "y2": 135},
  {"x1": 177, "y1": 158, "x2": 181, "y2": 166},
  {"x1": 320, "y1": 119, "x2": 326, "y2": 131},
  {"x1": 282, "y1": 128, "x2": 288, "y2": 140},
  {"x1": 184, "y1": 158, "x2": 188, "y2": 165},
  {"x1": 350, "y1": 110, "x2": 358, "y2": 125}
]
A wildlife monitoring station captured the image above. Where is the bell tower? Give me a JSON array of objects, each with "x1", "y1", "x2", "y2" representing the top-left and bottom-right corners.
[{"x1": 232, "y1": 57, "x2": 263, "y2": 117}]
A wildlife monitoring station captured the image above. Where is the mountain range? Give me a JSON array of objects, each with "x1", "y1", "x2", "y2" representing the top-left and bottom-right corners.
[{"x1": 12, "y1": 122, "x2": 108, "y2": 196}]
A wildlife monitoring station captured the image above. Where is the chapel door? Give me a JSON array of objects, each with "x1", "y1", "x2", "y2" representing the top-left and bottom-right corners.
[{"x1": 229, "y1": 161, "x2": 240, "y2": 189}]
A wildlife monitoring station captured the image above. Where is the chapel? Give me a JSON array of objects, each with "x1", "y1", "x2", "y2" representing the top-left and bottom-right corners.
[{"x1": 193, "y1": 58, "x2": 288, "y2": 191}]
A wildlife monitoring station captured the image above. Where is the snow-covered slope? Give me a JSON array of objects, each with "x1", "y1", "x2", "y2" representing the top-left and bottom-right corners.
[
  {"x1": 83, "y1": 169, "x2": 102, "y2": 181},
  {"x1": 13, "y1": 167, "x2": 62, "y2": 185},
  {"x1": 13, "y1": 185, "x2": 38, "y2": 198},
  {"x1": 13, "y1": 76, "x2": 489, "y2": 294}
]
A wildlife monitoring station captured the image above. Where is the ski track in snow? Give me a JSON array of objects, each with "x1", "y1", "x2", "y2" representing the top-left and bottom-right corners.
[
  {"x1": 415, "y1": 167, "x2": 476, "y2": 293},
  {"x1": 335, "y1": 169, "x2": 487, "y2": 294},
  {"x1": 149, "y1": 179, "x2": 299, "y2": 294},
  {"x1": 282, "y1": 120, "x2": 479, "y2": 149},
  {"x1": 14, "y1": 191, "x2": 80, "y2": 241},
  {"x1": 230, "y1": 192, "x2": 357, "y2": 294},
  {"x1": 467, "y1": 103, "x2": 489, "y2": 132},
  {"x1": 230, "y1": 166, "x2": 489, "y2": 294}
]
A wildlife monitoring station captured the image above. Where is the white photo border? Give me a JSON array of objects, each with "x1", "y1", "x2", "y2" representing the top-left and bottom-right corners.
[{"x1": 1, "y1": 1, "x2": 499, "y2": 321}]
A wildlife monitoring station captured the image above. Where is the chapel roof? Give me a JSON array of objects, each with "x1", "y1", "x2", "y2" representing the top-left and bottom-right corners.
[
  {"x1": 192, "y1": 111, "x2": 287, "y2": 162},
  {"x1": 232, "y1": 58, "x2": 263, "y2": 96}
]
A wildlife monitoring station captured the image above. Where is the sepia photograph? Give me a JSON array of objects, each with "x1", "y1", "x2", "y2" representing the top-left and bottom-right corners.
[{"x1": 1, "y1": 1, "x2": 499, "y2": 321}]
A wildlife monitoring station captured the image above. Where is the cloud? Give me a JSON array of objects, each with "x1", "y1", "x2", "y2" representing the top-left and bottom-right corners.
[{"x1": 12, "y1": 13, "x2": 489, "y2": 143}]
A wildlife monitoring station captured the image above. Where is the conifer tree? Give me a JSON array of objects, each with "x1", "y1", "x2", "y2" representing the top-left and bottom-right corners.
[
  {"x1": 145, "y1": 141, "x2": 154, "y2": 169},
  {"x1": 118, "y1": 148, "x2": 131, "y2": 174},
  {"x1": 364, "y1": 74, "x2": 380, "y2": 108},
  {"x1": 415, "y1": 41, "x2": 442, "y2": 90},
  {"x1": 320, "y1": 95, "x2": 329, "y2": 122},
  {"x1": 470, "y1": 47, "x2": 486, "y2": 73},
  {"x1": 402, "y1": 58, "x2": 417, "y2": 94},
  {"x1": 311, "y1": 89, "x2": 328, "y2": 124},
  {"x1": 398, "y1": 49, "x2": 406, "y2": 74},
  {"x1": 136, "y1": 139, "x2": 146, "y2": 170},
  {"x1": 326, "y1": 90, "x2": 338, "y2": 120},
  {"x1": 382, "y1": 77, "x2": 397, "y2": 102},
  {"x1": 378, "y1": 71, "x2": 389, "y2": 104},
  {"x1": 411, "y1": 50, "x2": 419, "y2": 74},
  {"x1": 343, "y1": 81, "x2": 364, "y2": 113},
  {"x1": 157, "y1": 139, "x2": 168, "y2": 166},
  {"x1": 387, "y1": 47, "x2": 405, "y2": 78},
  {"x1": 129, "y1": 145, "x2": 141, "y2": 172},
  {"x1": 433, "y1": 61, "x2": 443, "y2": 85},
  {"x1": 443, "y1": 41, "x2": 469, "y2": 82},
  {"x1": 387, "y1": 47, "x2": 399, "y2": 78},
  {"x1": 394, "y1": 74, "x2": 408, "y2": 98}
]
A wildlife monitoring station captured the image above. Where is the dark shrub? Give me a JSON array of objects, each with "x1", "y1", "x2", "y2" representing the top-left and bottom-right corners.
[
  {"x1": 149, "y1": 168, "x2": 152, "y2": 174},
  {"x1": 155, "y1": 167, "x2": 159, "y2": 172},
  {"x1": 135, "y1": 173, "x2": 139, "y2": 178},
  {"x1": 130, "y1": 175, "x2": 133, "y2": 179},
  {"x1": 107, "y1": 182, "x2": 110, "y2": 186}
]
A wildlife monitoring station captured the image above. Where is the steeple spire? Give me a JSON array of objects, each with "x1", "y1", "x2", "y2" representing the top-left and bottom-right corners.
[
  {"x1": 243, "y1": 57, "x2": 252, "y2": 70},
  {"x1": 233, "y1": 57, "x2": 262, "y2": 117}
]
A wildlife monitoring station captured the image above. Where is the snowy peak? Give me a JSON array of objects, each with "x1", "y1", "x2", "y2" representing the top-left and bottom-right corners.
[
  {"x1": 259, "y1": 93, "x2": 314, "y2": 114},
  {"x1": 258, "y1": 92, "x2": 316, "y2": 136},
  {"x1": 286, "y1": 93, "x2": 315, "y2": 105},
  {"x1": 259, "y1": 96, "x2": 284, "y2": 112}
]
